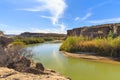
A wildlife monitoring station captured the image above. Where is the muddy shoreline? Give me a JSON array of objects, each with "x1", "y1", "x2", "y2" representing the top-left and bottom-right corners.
[{"x1": 60, "y1": 51, "x2": 120, "y2": 64}]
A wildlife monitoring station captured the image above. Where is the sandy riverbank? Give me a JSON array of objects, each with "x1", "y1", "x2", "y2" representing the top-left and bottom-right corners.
[
  {"x1": 0, "y1": 67, "x2": 70, "y2": 80},
  {"x1": 60, "y1": 51, "x2": 120, "y2": 64}
]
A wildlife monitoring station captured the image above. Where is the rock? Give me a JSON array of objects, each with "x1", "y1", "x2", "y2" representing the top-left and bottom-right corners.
[
  {"x1": 50, "y1": 70, "x2": 56, "y2": 73},
  {"x1": 0, "y1": 72, "x2": 16, "y2": 78},
  {"x1": 25, "y1": 67, "x2": 44, "y2": 74},
  {"x1": 7, "y1": 57, "x2": 31, "y2": 72},
  {"x1": 67, "y1": 23, "x2": 120, "y2": 38},
  {"x1": 0, "y1": 67, "x2": 71, "y2": 80},
  {"x1": 35, "y1": 63, "x2": 44, "y2": 71},
  {"x1": 7, "y1": 57, "x2": 46, "y2": 75},
  {"x1": 0, "y1": 36, "x2": 13, "y2": 48}
]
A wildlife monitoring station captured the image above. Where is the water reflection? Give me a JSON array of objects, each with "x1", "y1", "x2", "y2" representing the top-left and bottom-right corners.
[{"x1": 52, "y1": 50, "x2": 63, "y2": 68}]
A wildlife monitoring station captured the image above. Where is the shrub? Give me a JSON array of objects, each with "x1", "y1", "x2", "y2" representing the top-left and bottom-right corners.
[
  {"x1": 60, "y1": 36, "x2": 120, "y2": 58},
  {"x1": 13, "y1": 37, "x2": 44, "y2": 44},
  {"x1": 60, "y1": 37, "x2": 87, "y2": 52},
  {"x1": 12, "y1": 42, "x2": 25, "y2": 47}
]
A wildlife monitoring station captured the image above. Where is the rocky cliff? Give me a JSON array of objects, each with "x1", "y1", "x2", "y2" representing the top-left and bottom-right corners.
[
  {"x1": 67, "y1": 23, "x2": 120, "y2": 38},
  {"x1": 20, "y1": 32, "x2": 66, "y2": 38}
]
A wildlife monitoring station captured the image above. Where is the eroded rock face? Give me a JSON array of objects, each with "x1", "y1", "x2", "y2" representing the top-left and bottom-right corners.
[
  {"x1": 0, "y1": 36, "x2": 13, "y2": 47},
  {"x1": 0, "y1": 36, "x2": 14, "y2": 67},
  {"x1": 67, "y1": 23, "x2": 120, "y2": 38},
  {"x1": 0, "y1": 46, "x2": 9, "y2": 67},
  {"x1": 7, "y1": 57, "x2": 46, "y2": 75}
]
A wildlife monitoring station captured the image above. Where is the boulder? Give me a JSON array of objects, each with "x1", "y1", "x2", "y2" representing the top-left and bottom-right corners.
[
  {"x1": 7, "y1": 57, "x2": 31, "y2": 72},
  {"x1": 35, "y1": 63, "x2": 44, "y2": 71},
  {"x1": 25, "y1": 67, "x2": 44, "y2": 74}
]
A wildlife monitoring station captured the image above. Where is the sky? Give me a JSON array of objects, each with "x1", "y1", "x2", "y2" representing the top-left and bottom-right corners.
[{"x1": 0, "y1": 0, "x2": 120, "y2": 34}]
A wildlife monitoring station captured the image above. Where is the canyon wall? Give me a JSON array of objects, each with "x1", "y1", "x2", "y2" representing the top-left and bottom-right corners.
[
  {"x1": 67, "y1": 23, "x2": 120, "y2": 38},
  {"x1": 20, "y1": 32, "x2": 66, "y2": 38}
]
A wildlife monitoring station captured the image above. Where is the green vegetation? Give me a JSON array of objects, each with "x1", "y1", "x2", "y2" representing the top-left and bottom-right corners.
[
  {"x1": 43, "y1": 37, "x2": 54, "y2": 41},
  {"x1": 60, "y1": 36, "x2": 120, "y2": 57},
  {"x1": 12, "y1": 42, "x2": 25, "y2": 48},
  {"x1": 14, "y1": 37, "x2": 44, "y2": 44},
  {"x1": 13, "y1": 36, "x2": 65, "y2": 45}
]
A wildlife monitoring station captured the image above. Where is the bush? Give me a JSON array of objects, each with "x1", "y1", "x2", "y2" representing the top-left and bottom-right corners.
[
  {"x1": 12, "y1": 42, "x2": 25, "y2": 47},
  {"x1": 13, "y1": 37, "x2": 44, "y2": 44},
  {"x1": 60, "y1": 36, "x2": 89, "y2": 52},
  {"x1": 60, "y1": 36, "x2": 120, "y2": 58}
]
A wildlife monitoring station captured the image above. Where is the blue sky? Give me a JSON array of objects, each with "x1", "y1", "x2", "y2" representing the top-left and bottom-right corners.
[{"x1": 0, "y1": 0, "x2": 120, "y2": 34}]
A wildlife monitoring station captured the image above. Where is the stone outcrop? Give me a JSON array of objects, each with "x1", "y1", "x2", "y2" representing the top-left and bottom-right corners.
[
  {"x1": 0, "y1": 67, "x2": 70, "y2": 80},
  {"x1": 0, "y1": 36, "x2": 13, "y2": 47},
  {"x1": 67, "y1": 23, "x2": 120, "y2": 38}
]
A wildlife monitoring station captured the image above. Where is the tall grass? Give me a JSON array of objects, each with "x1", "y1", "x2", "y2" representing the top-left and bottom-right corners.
[{"x1": 60, "y1": 37, "x2": 120, "y2": 57}]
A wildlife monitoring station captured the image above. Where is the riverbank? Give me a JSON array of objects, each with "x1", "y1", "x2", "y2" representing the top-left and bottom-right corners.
[
  {"x1": 0, "y1": 67, "x2": 70, "y2": 80},
  {"x1": 61, "y1": 51, "x2": 120, "y2": 64},
  {"x1": 60, "y1": 37, "x2": 120, "y2": 58},
  {"x1": 0, "y1": 35, "x2": 70, "y2": 80},
  {"x1": 22, "y1": 42, "x2": 120, "y2": 80}
]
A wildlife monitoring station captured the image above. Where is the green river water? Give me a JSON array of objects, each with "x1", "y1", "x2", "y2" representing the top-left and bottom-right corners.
[{"x1": 27, "y1": 42, "x2": 120, "y2": 80}]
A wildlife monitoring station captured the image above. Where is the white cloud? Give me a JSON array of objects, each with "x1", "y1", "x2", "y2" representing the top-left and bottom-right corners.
[
  {"x1": 0, "y1": 24, "x2": 8, "y2": 28},
  {"x1": 74, "y1": 12, "x2": 92, "y2": 21},
  {"x1": 75, "y1": 17, "x2": 80, "y2": 21},
  {"x1": 40, "y1": 15, "x2": 52, "y2": 19},
  {"x1": 5, "y1": 30, "x2": 25, "y2": 35},
  {"x1": 19, "y1": 0, "x2": 67, "y2": 34},
  {"x1": 30, "y1": 28, "x2": 51, "y2": 33},
  {"x1": 59, "y1": 24, "x2": 66, "y2": 33},
  {"x1": 30, "y1": 26, "x2": 66, "y2": 34},
  {"x1": 0, "y1": 23, "x2": 67, "y2": 34},
  {"x1": 21, "y1": 0, "x2": 67, "y2": 25},
  {"x1": 88, "y1": 17, "x2": 120, "y2": 24},
  {"x1": 81, "y1": 13, "x2": 92, "y2": 20},
  {"x1": 60, "y1": 24, "x2": 65, "y2": 31}
]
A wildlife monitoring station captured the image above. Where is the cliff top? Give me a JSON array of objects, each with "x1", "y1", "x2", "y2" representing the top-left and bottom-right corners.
[{"x1": 69, "y1": 23, "x2": 120, "y2": 30}]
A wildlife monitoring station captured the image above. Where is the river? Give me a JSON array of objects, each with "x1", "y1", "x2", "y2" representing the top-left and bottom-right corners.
[{"x1": 27, "y1": 42, "x2": 120, "y2": 80}]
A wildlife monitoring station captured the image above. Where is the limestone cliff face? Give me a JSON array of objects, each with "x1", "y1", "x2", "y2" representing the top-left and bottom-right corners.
[{"x1": 67, "y1": 23, "x2": 120, "y2": 38}]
